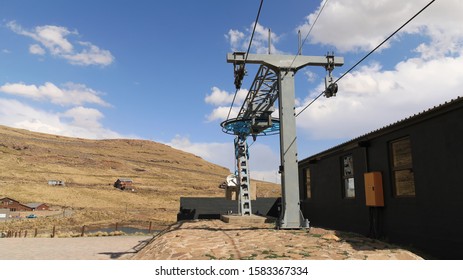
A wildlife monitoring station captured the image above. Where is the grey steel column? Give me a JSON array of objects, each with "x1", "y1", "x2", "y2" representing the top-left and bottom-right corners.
[{"x1": 277, "y1": 70, "x2": 304, "y2": 229}]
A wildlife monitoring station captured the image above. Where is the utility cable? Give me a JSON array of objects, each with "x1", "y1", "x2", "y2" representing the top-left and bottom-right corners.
[
  {"x1": 287, "y1": 0, "x2": 330, "y2": 72},
  {"x1": 245, "y1": 0, "x2": 264, "y2": 63},
  {"x1": 226, "y1": 0, "x2": 264, "y2": 121},
  {"x1": 295, "y1": 0, "x2": 436, "y2": 118},
  {"x1": 226, "y1": 88, "x2": 240, "y2": 121}
]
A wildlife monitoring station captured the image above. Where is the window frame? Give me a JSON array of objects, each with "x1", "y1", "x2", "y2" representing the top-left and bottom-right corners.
[
  {"x1": 389, "y1": 136, "x2": 416, "y2": 197},
  {"x1": 304, "y1": 167, "x2": 312, "y2": 199},
  {"x1": 341, "y1": 154, "x2": 356, "y2": 199}
]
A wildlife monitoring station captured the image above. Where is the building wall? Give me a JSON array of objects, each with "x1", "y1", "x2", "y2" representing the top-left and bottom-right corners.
[
  {"x1": 299, "y1": 106, "x2": 463, "y2": 259},
  {"x1": 35, "y1": 204, "x2": 50, "y2": 211},
  {"x1": 114, "y1": 179, "x2": 133, "y2": 189},
  {"x1": 178, "y1": 197, "x2": 280, "y2": 221},
  {"x1": 29, "y1": 204, "x2": 50, "y2": 211},
  {"x1": 300, "y1": 148, "x2": 370, "y2": 235},
  {"x1": 0, "y1": 209, "x2": 10, "y2": 221},
  {"x1": 0, "y1": 198, "x2": 33, "y2": 212}
]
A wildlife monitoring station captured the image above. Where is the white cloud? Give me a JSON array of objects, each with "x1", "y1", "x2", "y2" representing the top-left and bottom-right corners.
[
  {"x1": 7, "y1": 21, "x2": 114, "y2": 66},
  {"x1": 297, "y1": 0, "x2": 463, "y2": 56},
  {"x1": 0, "y1": 99, "x2": 63, "y2": 135},
  {"x1": 296, "y1": 54, "x2": 463, "y2": 139},
  {"x1": 0, "y1": 82, "x2": 110, "y2": 107},
  {"x1": 29, "y1": 44, "x2": 46, "y2": 55},
  {"x1": 409, "y1": 0, "x2": 463, "y2": 59},
  {"x1": 166, "y1": 135, "x2": 281, "y2": 182},
  {"x1": 167, "y1": 135, "x2": 234, "y2": 172},
  {"x1": 226, "y1": 22, "x2": 282, "y2": 54},
  {"x1": 206, "y1": 106, "x2": 238, "y2": 122},
  {"x1": 7, "y1": 21, "x2": 75, "y2": 54},
  {"x1": 0, "y1": 98, "x2": 121, "y2": 139},
  {"x1": 62, "y1": 106, "x2": 103, "y2": 127},
  {"x1": 293, "y1": 0, "x2": 463, "y2": 141},
  {"x1": 205, "y1": 87, "x2": 248, "y2": 121},
  {"x1": 240, "y1": 142, "x2": 282, "y2": 182},
  {"x1": 205, "y1": 87, "x2": 247, "y2": 106},
  {"x1": 304, "y1": 69, "x2": 318, "y2": 83},
  {"x1": 248, "y1": 141, "x2": 280, "y2": 171},
  {"x1": 61, "y1": 41, "x2": 114, "y2": 66},
  {"x1": 226, "y1": 29, "x2": 245, "y2": 50}
]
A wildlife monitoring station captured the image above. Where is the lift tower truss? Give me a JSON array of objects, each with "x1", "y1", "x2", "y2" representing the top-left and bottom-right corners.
[
  {"x1": 225, "y1": 52, "x2": 343, "y2": 229},
  {"x1": 237, "y1": 64, "x2": 278, "y2": 137},
  {"x1": 234, "y1": 136, "x2": 251, "y2": 216}
]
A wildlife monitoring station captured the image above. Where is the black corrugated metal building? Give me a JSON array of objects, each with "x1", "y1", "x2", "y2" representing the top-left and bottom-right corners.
[{"x1": 298, "y1": 97, "x2": 463, "y2": 259}]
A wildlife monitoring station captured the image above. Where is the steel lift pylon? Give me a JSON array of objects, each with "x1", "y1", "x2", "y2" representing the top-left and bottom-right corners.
[
  {"x1": 222, "y1": 52, "x2": 343, "y2": 229},
  {"x1": 234, "y1": 135, "x2": 251, "y2": 216}
]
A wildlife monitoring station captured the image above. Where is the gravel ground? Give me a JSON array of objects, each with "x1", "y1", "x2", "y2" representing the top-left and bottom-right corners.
[{"x1": 0, "y1": 236, "x2": 152, "y2": 260}]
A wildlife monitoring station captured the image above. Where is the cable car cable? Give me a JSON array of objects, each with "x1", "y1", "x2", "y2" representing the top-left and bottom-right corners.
[
  {"x1": 226, "y1": 0, "x2": 264, "y2": 121},
  {"x1": 295, "y1": 0, "x2": 436, "y2": 118}
]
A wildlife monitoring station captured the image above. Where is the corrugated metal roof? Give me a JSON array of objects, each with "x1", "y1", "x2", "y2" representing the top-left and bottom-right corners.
[
  {"x1": 25, "y1": 203, "x2": 46, "y2": 208},
  {"x1": 0, "y1": 197, "x2": 20, "y2": 203},
  {"x1": 117, "y1": 178, "x2": 133, "y2": 182},
  {"x1": 302, "y1": 96, "x2": 463, "y2": 162}
]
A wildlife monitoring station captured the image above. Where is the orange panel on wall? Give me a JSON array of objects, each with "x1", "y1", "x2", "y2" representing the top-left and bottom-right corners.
[{"x1": 364, "y1": 172, "x2": 384, "y2": 207}]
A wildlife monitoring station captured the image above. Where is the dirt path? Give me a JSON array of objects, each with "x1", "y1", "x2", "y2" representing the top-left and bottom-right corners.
[{"x1": 0, "y1": 236, "x2": 152, "y2": 260}]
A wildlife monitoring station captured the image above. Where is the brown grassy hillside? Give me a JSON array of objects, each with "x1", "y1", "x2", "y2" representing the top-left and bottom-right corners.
[{"x1": 0, "y1": 125, "x2": 280, "y2": 231}]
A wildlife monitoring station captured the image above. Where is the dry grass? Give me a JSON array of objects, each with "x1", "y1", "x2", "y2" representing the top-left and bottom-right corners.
[{"x1": 0, "y1": 125, "x2": 280, "y2": 232}]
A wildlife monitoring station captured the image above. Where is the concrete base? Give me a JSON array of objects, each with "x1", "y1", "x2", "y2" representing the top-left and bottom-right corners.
[{"x1": 220, "y1": 214, "x2": 270, "y2": 225}]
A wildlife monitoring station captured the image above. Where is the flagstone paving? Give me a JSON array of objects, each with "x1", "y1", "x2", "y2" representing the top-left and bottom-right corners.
[{"x1": 131, "y1": 219, "x2": 423, "y2": 260}]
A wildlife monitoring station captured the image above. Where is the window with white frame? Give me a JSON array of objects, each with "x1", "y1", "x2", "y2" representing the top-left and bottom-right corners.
[{"x1": 342, "y1": 155, "x2": 355, "y2": 198}]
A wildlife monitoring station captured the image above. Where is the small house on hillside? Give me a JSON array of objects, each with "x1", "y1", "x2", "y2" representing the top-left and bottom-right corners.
[
  {"x1": 114, "y1": 178, "x2": 133, "y2": 190},
  {"x1": 0, "y1": 197, "x2": 33, "y2": 212},
  {"x1": 25, "y1": 203, "x2": 50, "y2": 211}
]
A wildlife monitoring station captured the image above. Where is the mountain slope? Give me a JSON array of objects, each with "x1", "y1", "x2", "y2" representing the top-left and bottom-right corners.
[{"x1": 0, "y1": 125, "x2": 279, "y2": 229}]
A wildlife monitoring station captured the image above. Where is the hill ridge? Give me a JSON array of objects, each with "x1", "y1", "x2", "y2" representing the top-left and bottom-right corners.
[{"x1": 0, "y1": 125, "x2": 279, "y2": 229}]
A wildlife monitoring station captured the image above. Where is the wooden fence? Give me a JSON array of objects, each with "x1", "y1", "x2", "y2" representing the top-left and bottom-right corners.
[{"x1": 1, "y1": 221, "x2": 159, "y2": 238}]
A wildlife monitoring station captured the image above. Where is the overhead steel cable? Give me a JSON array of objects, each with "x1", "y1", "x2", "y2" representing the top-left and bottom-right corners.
[
  {"x1": 226, "y1": 0, "x2": 264, "y2": 121},
  {"x1": 295, "y1": 0, "x2": 436, "y2": 118},
  {"x1": 286, "y1": 0, "x2": 330, "y2": 73},
  {"x1": 245, "y1": 0, "x2": 264, "y2": 63},
  {"x1": 226, "y1": 88, "x2": 240, "y2": 121}
]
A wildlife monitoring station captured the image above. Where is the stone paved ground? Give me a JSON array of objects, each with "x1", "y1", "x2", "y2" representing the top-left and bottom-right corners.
[{"x1": 131, "y1": 219, "x2": 423, "y2": 260}]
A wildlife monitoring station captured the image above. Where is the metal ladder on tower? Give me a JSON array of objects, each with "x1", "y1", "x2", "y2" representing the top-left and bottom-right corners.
[{"x1": 235, "y1": 136, "x2": 252, "y2": 215}]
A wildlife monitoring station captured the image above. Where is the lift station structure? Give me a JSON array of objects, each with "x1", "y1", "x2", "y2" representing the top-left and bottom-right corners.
[{"x1": 221, "y1": 51, "x2": 343, "y2": 229}]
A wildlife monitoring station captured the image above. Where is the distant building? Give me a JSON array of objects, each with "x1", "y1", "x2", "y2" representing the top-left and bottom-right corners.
[
  {"x1": 298, "y1": 96, "x2": 463, "y2": 259},
  {"x1": 48, "y1": 180, "x2": 65, "y2": 186},
  {"x1": 114, "y1": 178, "x2": 133, "y2": 190},
  {"x1": 24, "y1": 203, "x2": 50, "y2": 211},
  {"x1": 0, "y1": 197, "x2": 33, "y2": 212}
]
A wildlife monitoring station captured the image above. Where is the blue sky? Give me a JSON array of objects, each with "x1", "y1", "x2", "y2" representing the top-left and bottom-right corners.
[{"x1": 1, "y1": 0, "x2": 462, "y2": 183}]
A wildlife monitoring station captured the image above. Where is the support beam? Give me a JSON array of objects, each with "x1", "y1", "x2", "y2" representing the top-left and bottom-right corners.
[{"x1": 227, "y1": 53, "x2": 344, "y2": 71}]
